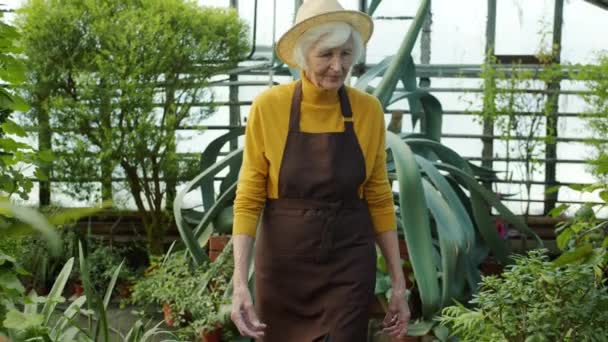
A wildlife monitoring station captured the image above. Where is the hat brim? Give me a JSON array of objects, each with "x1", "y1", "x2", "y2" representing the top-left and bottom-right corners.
[{"x1": 276, "y1": 10, "x2": 373, "y2": 69}]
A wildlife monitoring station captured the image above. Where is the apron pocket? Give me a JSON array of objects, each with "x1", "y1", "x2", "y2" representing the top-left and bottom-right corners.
[{"x1": 259, "y1": 211, "x2": 325, "y2": 256}]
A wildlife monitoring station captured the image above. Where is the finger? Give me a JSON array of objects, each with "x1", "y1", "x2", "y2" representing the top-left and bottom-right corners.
[
  {"x1": 382, "y1": 311, "x2": 397, "y2": 327},
  {"x1": 236, "y1": 310, "x2": 264, "y2": 338},
  {"x1": 382, "y1": 321, "x2": 404, "y2": 337},
  {"x1": 243, "y1": 305, "x2": 267, "y2": 336},
  {"x1": 231, "y1": 304, "x2": 265, "y2": 338},
  {"x1": 231, "y1": 313, "x2": 250, "y2": 337}
]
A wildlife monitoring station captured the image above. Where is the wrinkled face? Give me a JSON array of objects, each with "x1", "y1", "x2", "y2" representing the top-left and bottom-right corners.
[{"x1": 304, "y1": 36, "x2": 354, "y2": 91}]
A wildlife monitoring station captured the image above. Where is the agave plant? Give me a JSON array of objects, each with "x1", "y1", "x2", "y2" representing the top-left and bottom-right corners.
[{"x1": 173, "y1": 0, "x2": 543, "y2": 338}]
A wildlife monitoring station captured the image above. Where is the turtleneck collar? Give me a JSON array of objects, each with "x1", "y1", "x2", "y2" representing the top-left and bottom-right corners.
[{"x1": 300, "y1": 71, "x2": 340, "y2": 106}]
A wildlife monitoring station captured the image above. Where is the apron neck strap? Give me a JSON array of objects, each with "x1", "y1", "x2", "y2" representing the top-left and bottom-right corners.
[{"x1": 289, "y1": 81, "x2": 354, "y2": 132}]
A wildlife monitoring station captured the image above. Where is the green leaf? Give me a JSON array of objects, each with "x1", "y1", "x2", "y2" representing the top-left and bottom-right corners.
[
  {"x1": 0, "y1": 55, "x2": 26, "y2": 84},
  {"x1": 386, "y1": 132, "x2": 440, "y2": 318},
  {"x1": 373, "y1": 0, "x2": 430, "y2": 106},
  {"x1": 366, "y1": 0, "x2": 383, "y2": 15},
  {"x1": 54, "y1": 295, "x2": 87, "y2": 335},
  {"x1": 46, "y1": 204, "x2": 107, "y2": 227},
  {"x1": 421, "y1": 179, "x2": 466, "y2": 306},
  {"x1": 548, "y1": 203, "x2": 568, "y2": 218},
  {"x1": 41, "y1": 257, "x2": 74, "y2": 324},
  {"x1": 433, "y1": 323, "x2": 450, "y2": 341},
  {"x1": 174, "y1": 148, "x2": 242, "y2": 265},
  {"x1": 407, "y1": 319, "x2": 435, "y2": 336},
  {"x1": 34, "y1": 168, "x2": 49, "y2": 181},
  {"x1": 199, "y1": 127, "x2": 245, "y2": 211},
  {"x1": 0, "y1": 137, "x2": 32, "y2": 152},
  {"x1": 434, "y1": 162, "x2": 542, "y2": 250},
  {"x1": 0, "y1": 270, "x2": 25, "y2": 293},
  {"x1": 355, "y1": 55, "x2": 392, "y2": 92},
  {"x1": 567, "y1": 184, "x2": 586, "y2": 192},
  {"x1": 0, "y1": 202, "x2": 61, "y2": 255},
  {"x1": 374, "y1": 274, "x2": 391, "y2": 295},
  {"x1": 599, "y1": 190, "x2": 608, "y2": 204},
  {"x1": 103, "y1": 260, "x2": 124, "y2": 309},
  {"x1": 1, "y1": 119, "x2": 27, "y2": 137},
  {"x1": 3, "y1": 310, "x2": 44, "y2": 331},
  {"x1": 6, "y1": 94, "x2": 29, "y2": 112},
  {"x1": 556, "y1": 228, "x2": 573, "y2": 250},
  {"x1": 38, "y1": 149, "x2": 55, "y2": 162},
  {"x1": 78, "y1": 242, "x2": 94, "y2": 314},
  {"x1": 553, "y1": 244, "x2": 594, "y2": 266}
]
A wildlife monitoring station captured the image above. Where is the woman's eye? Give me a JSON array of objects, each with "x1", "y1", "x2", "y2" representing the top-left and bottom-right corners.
[{"x1": 342, "y1": 51, "x2": 352, "y2": 56}]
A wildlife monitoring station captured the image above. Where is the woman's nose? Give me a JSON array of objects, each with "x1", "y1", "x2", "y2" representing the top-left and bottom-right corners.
[{"x1": 329, "y1": 55, "x2": 342, "y2": 71}]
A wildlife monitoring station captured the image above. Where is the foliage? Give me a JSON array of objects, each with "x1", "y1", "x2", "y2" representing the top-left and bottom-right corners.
[
  {"x1": 0, "y1": 11, "x2": 50, "y2": 200},
  {"x1": 78, "y1": 242, "x2": 138, "y2": 297},
  {"x1": 130, "y1": 243, "x2": 234, "y2": 338},
  {"x1": 0, "y1": 252, "x2": 28, "y2": 330},
  {"x1": 7, "y1": 230, "x2": 76, "y2": 292},
  {"x1": 549, "y1": 182, "x2": 608, "y2": 272},
  {"x1": 17, "y1": 0, "x2": 250, "y2": 255},
  {"x1": 1, "y1": 246, "x2": 177, "y2": 341},
  {"x1": 1, "y1": 223, "x2": 137, "y2": 296},
  {"x1": 470, "y1": 55, "x2": 564, "y2": 215},
  {"x1": 576, "y1": 53, "x2": 608, "y2": 179},
  {"x1": 438, "y1": 249, "x2": 608, "y2": 341}
]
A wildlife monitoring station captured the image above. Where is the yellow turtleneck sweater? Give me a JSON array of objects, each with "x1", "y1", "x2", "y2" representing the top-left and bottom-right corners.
[{"x1": 233, "y1": 73, "x2": 396, "y2": 236}]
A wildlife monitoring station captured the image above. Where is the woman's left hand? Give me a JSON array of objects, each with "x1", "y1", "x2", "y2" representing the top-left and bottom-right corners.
[{"x1": 382, "y1": 289, "x2": 411, "y2": 338}]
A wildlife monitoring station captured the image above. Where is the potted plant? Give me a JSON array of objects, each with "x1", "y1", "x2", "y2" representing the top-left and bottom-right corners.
[{"x1": 130, "y1": 243, "x2": 234, "y2": 339}]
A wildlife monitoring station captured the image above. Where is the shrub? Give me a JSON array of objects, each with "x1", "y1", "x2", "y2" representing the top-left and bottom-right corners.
[{"x1": 438, "y1": 249, "x2": 608, "y2": 341}]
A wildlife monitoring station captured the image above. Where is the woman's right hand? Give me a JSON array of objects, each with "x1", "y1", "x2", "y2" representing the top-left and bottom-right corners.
[{"x1": 230, "y1": 286, "x2": 267, "y2": 338}]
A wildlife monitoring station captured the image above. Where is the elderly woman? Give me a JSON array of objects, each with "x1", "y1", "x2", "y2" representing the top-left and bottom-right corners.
[{"x1": 230, "y1": 0, "x2": 410, "y2": 340}]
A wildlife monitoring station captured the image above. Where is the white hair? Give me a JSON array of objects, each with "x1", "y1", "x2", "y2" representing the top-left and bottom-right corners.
[{"x1": 293, "y1": 21, "x2": 364, "y2": 71}]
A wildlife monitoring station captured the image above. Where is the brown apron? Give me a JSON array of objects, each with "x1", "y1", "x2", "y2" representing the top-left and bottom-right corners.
[{"x1": 254, "y1": 82, "x2": 377, "y2": 342}]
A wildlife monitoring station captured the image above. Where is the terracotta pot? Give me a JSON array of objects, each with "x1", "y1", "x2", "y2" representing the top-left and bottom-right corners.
[
  {"x1": 209, "y1": 250, "x2": 222, "y2": 262},
  {"x1": 209, "y1": 235, "x2": 231, "y2": 261},
  {"x1": 209, "y1": 235, "x2": 230, "y2": 251},
  {"x1": 163, "y1": 303, "x2": 175, "y2": 327},
  {"x1": 200, "y1": 327, "x2": 221, "y2": 342},
  {"x1": 72, "y1": 281, "x2": 85, "y2": 297}
]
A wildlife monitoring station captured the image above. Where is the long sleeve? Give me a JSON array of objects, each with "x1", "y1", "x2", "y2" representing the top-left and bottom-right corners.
[
  {"x1": 232, "y1": 101, "x2": 268, "y2": 237},
  {"x1": 231, "y1": 79, "x2": 396, "y2": 237},
  {"x1": 364, "y1": 100, "x2": 397, "y2": 234}
]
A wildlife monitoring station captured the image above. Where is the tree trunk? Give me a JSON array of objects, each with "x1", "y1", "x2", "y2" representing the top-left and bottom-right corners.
[
  {"x1": 122, "y1": 161, "x2": 168, "y2": 256},
  {"x1": 145, "y1": 219, "x2": 166, "y2": 256}
]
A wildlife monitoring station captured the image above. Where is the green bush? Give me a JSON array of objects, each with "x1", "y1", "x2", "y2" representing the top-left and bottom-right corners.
[
  {"x1": 438, "y1": 249, "x2": 608, "y2": 341},
  {"x1": 130, "y1": 245, "x2": 233, "y2": 338},
  {"x1": 79, "y1": 243, "x2": 137, "y2": 296},
  {"x1": 18, "y1": 0, "x2": 250, "y2": 255}
]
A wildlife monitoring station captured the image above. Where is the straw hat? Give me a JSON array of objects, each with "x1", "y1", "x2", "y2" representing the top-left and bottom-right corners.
[{"x1": 276, "y1": 0, "x2": 374, "y2": 69}]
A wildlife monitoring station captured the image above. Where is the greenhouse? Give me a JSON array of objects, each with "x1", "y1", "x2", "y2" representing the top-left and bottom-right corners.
[{"x1": 1, "y1": 0, "x2": 608, "y2": 341}]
